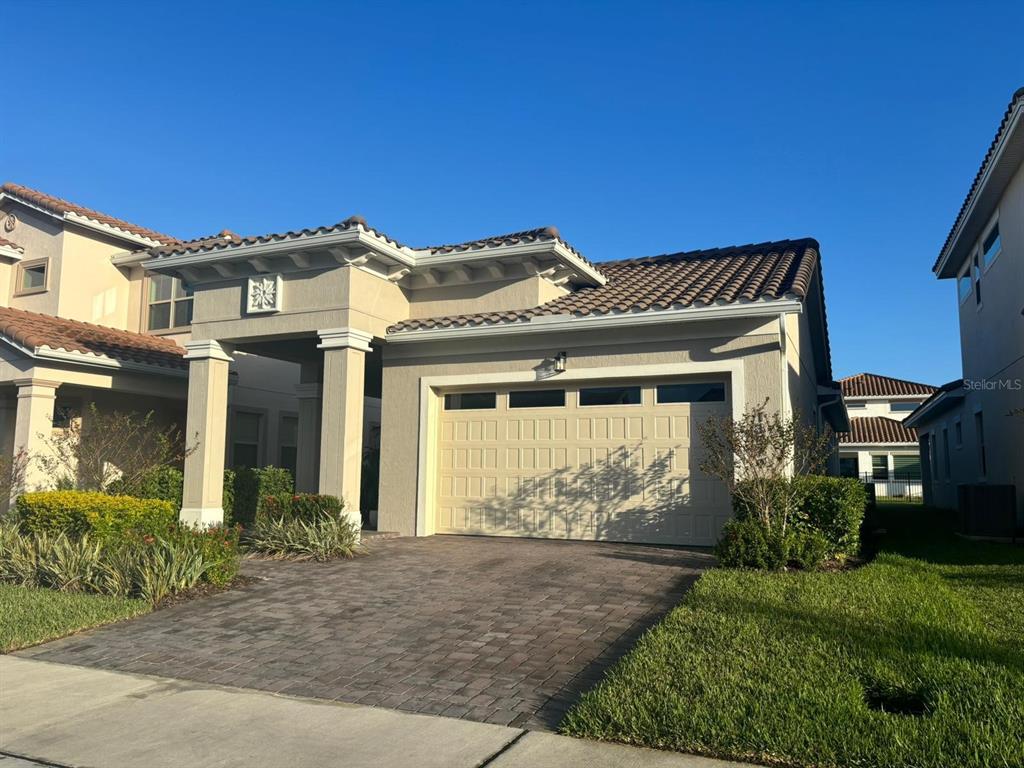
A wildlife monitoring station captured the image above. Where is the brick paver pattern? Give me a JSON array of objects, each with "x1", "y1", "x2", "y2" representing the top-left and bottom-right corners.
[{"x1": 20, "y1": 536, "x2": 711, "y2": 730}]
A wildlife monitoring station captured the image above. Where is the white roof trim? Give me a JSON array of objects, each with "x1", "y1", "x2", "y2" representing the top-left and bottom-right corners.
[
  {"x1": 387, "y1": 298, "x2": 802, "y2": 343},
  {"x1": 0, "y1": 244, "x2": 23, "y2": 261},
  {"x1": 0, "y1": 335, "x2": 187, "y2": 377}
]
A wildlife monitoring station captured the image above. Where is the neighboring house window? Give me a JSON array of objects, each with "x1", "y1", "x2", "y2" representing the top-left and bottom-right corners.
[
  {"x1": 871, "y1": 455, "x2": 889, "y2": 480},
  {"x1": 893, "y1": 455, "x2": 921, "y2": 480},
  {"x1": 981, "y1": 222, "x2": 1001, "y2": 269},
  {"x1": 656, "y1": 382, "x2": 726, "y2": 403},
  {"x1": 839, "y1": 456, "x2": 858, "y2": 478},
  {"x1": 579, "y1": 386, "x2": 642, "y2": 406},
  {"x1": 890, "y1": 402, "x2": 921, "y2": 412},
  {"x1": 954, "y1": 418, "x2": 962, "y2": 448},
  {"x1": 509, "y1": 389, "x2": 565, "y2": 408},
  {"x1": 279, "y1": 415, "x2": 298, "y2": 477},
  {"x1": 975, "y1": 411, "x2": 986, "y2": 477},
  {"x1": 232, "y1": 411, "x2": 262, "y2": 468},
  {"x1": 148, "y1": 274, "x2": 193, "y2": 331},
  {"x1": 16, "y1": 259, "x2": 48, "y2": 295},
  {"x1": 847, "y1": 402, "x2": 866, "y2": 409},
  {"x1": 942, "y1": 428, "x2": 950, "y2": 479},
  {"x1": 443, "y1": 392, "x2": 496, "y2": 410}
]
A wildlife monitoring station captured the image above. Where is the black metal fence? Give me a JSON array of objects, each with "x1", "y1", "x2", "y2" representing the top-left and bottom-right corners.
[{"x1": 858, "y1": 472, "x2": 924, "y2": 503}]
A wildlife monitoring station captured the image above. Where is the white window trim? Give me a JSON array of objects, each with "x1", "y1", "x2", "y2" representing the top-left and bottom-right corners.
[
  {"x1": 15, "y1": 258, "x2": 49, "y2": 297},
  {"x1": 415, "y1": 360, "x2": 744, "y2": 537}
]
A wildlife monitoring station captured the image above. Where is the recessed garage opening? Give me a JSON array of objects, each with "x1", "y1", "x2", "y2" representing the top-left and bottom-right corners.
[{"x1": 434, "y1": 377, "x2": 732, "y2": 546}]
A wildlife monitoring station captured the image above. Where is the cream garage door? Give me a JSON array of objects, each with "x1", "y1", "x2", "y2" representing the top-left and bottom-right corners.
[{"x1": 434, "y1": 379, "x2": 732, "y2": 546}]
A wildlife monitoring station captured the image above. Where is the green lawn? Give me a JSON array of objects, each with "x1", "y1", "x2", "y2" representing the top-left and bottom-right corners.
[
  {"x1": 0, "y1": 584, "x2": 149, "y2": 653},
  {"x1": 562, "y1": 507, "x2": 1024, "y2": 768}
]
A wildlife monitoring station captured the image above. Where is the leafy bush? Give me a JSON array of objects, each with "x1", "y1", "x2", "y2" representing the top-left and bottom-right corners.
[
  {"x1": 245, "y1": 515, "x2": 360, "y2": 562},
  {"x1": 791, "y1": 475, "x2": 867, "y2": 558},
  {"x1": 715, "y1": 519, "x2": 788, "y2": 569},
  {"x1": 258, "y1": 493, "x2": 345, "y2": 524},
  {"x1": 222, "y1": 468, "x2": 236, "y2": 523},
  {"x1": 786, "y1": 529, "x2": 830, "y2": 570},
  {"x1": 107, "y1": 467, "x2": 238, "y2": 525},
  {"x1": 0, "y1": 521, "x2": 241, "y2": 605},
  {"x1": 232, "y1": 467, "x2": 293, "y2": 526},
  {"x1": 16, "y1": 491, "x2": 176, "y2": 542}
]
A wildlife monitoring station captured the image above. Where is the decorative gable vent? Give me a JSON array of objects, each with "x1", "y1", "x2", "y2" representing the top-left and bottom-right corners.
[{"x1": 247, "y1": 274, "x2": 282, "y2": 314}]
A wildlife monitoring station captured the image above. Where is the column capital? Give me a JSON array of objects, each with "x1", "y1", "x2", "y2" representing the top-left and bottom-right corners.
[
  {"x1": 317, "y1": 327, "x2": 373, "y2": 353},
  {"x1": 12, "y1": 378, "x2": 61, "y2": 395},
  {"x1": 183, "y1": 340, "x2": 234, "y2": 362}
]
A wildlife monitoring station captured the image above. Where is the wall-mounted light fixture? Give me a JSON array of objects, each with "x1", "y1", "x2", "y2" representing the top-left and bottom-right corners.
[{"x1": 554, "y1": 351, "x2": 567, "y2": 373}]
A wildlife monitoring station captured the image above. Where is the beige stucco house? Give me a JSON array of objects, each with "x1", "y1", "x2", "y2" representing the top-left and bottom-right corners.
[
  {"x1": 906, "y1": 87, "x2": 1024, "y2": 528},
  {"x1": 0, "y1": 184, "x2": 304, "y2": 495},
  {"x1": 837, "y1": 373, "x2": 936, "y2": 500}
]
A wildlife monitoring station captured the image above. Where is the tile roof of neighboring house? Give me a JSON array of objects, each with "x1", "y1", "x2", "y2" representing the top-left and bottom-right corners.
[
  {"x1": 0, "y1": 236, "x2": 23, "y2": 252},
  {"x1": 839, "y1": 372, "x2": 938, "y2": 398},
  {"x1": 0, "y1": 306, "x2": 186, "y2": 370},
  {"x1": 389, "y1": 238, "x2": 821, "y2": 332},
  {"x1": 839, "y1": 416, "x2": 918, "y2": 445},
  {"x1": 1, "y1": 183, "x2": 179, "y2": 245},
  {"x1": 935, "y1": 86, "x2": 1024, "y2": 270}
]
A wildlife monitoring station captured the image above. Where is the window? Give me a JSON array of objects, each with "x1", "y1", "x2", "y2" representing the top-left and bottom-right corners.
[
  {"x1": 232, "y1": 411, "x2": 262, "y2": 468},
  {"x1": 656, "y1": 382, "x2": 726, "y2": 404},
  {"x1": 847, "y1": 402, "x2": 867, "y2": 409},
  {"x1": 839, "y1": 456, "x2": 858, "y2": 478},
  {"x1": 981, "y1": 222, "x2": 1001, "y2": 269},
  {"x1": 954, "y1": 418, "x2": 962, "y2": 448},
  {"x1": 890, "y1": 402, "x2": 921, "y2": 412},
  {"x1": 148, "y1": 274, "x2": 193, "y2": 331},
  {"x1": 973, "y1": 254, "x2": 982, "y2": 306},
  {"x1": 509, "y1": 389, "x2": 565, "y2": 408},
  {"x1": 942, "y1": 428, "x2": 950, "y2": 479},
  {"x1": 278, "y1": 415, "x2": 298, "y2": 477},
  {"x1": 871, "y1": 455, "x2": 889, "y2": 480},
  {"x1": 443, "y1": 392, "x2": 496, "y2": 410},
  {"x1": 957, "y1": 269, "x2": 972, "y2": 303},
  {"x1": 579, "y1": 385, "x2": 641, "y2": 406},
  {"x1": 893, "y1": 455, "x2": 922, "y2": 481},
  {"x1": 975, "y1": 411, "x2": 986, "y2": 477},
  {"x1": 929, "y1": 433, "x2": 938, "y2": 480},
  {"x1": 16, "y1": 259, "x2": 48, "y2": 295},
  {"x1": 52, "y1": 401, "x2": 79, "y2": 429}
]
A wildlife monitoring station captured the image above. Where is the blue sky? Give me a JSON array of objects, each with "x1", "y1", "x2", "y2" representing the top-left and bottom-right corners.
[{"x1": 4, "y1": 1, "x2": 1022, "y2": 385}]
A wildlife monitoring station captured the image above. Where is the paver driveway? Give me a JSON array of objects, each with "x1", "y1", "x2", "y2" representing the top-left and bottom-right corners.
[{"x1": 20, "y1": 535, "x2": 712, "y2": 730}]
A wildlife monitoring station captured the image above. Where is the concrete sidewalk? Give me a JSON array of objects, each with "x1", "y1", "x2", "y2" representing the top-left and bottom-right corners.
[{"x1": 0, "y1": 657, "x2": 748, "y2": 768}]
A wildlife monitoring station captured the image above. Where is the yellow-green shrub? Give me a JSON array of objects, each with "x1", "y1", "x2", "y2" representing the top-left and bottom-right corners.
[{"x1": 16, "y1": 491, "x2": 176, "y2": 542}]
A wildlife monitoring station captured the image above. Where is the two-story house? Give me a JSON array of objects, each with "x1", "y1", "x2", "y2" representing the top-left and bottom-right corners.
[
  {"x1": 0, "y1": 183, "x2": 309, "y2": 494},
  {"x1": 906, "y1": 87, "x2": 1024, "y2": 529},
  {"x1": 837, "y1": 372, "x2": 937, "y2": 499}
]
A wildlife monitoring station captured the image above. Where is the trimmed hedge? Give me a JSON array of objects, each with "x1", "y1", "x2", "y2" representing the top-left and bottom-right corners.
[
  {"x1": 790, "y1": 475, "x2": 867, "y2": 558},
  {"x1": 16, "y1": 491, "x2": 176, "y2": 542},
  {"x1": 259, "y1": 493, "x2": 345, "y2": 524},
  {"x1": 233, "y1": 467, "x2": 293, "y2": 526},
  {"x1": 108, "y1": 467, "x2": 238, "y2": 524}
]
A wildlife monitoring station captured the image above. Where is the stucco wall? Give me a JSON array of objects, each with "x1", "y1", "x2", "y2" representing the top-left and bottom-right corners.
[
  {"x1": 1, "y1": 202, "x2": 64, "y2": 315},
  {"x1": 406, "y1": 276, "x2": 565, "y2": 320},
  {"x1": 376, "y1": 318, "x2": 783, "y2": 535}
]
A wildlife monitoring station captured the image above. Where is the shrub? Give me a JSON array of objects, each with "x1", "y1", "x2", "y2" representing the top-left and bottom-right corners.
[
  {"x1": 106, "y1": 467, "x2": 238, "y2": 525},
  {"x1": 232, "y1": 467, "x2": 293, "y2": 526},
  {"x1": 245, "y1": 515, "x2": 360, "y2": 562},
  {"x1": 258, "y1": 493, "x2": 345, "y2": 524},
  {"x1": 222, "y1": 469, "x2": 236, "y2": 524},
  {"x1": 786, "y1": 529, "x2": 830, "y2": 570},
  {"x1": 791, "y1": 475, "x2": 867, "y2": 558},
  {"x1": 715, "y1": 519, "x2": 788, "y2": 569},
  {"x1": 16, "y1": 491, "x2": 176, "y2": 542}
]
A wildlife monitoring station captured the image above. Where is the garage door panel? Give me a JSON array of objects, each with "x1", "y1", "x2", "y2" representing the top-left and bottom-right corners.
[{"x1": 436, "y1": 381, "x2": 731, "y2": 546}]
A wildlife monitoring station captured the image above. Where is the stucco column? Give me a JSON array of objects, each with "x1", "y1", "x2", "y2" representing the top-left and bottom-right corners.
[
  {"x1": 13, "y1": 379, "x2": 60, "y2": 492},
  {"x1": 181, "y1": 340, "x2": 233, "y2": 527},
  {"x1": 295, "y1": 380, "x2": 322, "y2": 494},
  {"x1": 317, "y1": 328, "x2": 371, "y2": 528}
]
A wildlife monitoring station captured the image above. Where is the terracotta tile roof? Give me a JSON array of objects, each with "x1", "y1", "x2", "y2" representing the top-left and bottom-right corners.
[
  {"x1": 425, "y1": 226, "x2": 595, "y2": 269},
  {"x1": 0, "y1": 236, "x2": 23, "y2": 252},
  {"x1": 839, "y1": 416, "x2": 918, "y2": 445},
  {"x1": 840, "y1": 373, "x2": 938, "y2": 398},
  {"x1": 0, "y1": 306, "x2": 186, "y2": 370},
  {"x1": 389, "y1": 238, "x2": 820, "y2": 332},
  {"x1": 935, "y1": 86, "x2": 1024, "y2": 270},
  {"x1": 1, "y1": 183, "x2": 178, "y2": 245}
]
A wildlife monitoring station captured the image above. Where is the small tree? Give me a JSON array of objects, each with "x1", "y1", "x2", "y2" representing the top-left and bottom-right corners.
[
  {"x1": 698, "y1": 399, "x2": 834, "y2": 534},
  {"x1": 37, "y1": 403, "x2": 193, "y2": 495}
]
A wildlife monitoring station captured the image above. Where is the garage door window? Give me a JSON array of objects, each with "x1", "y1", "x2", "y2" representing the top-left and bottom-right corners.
[
  {"x1": 579, "y1": 386, "x2": 641, "y2": 406},
  {"x1": 656, "y1": 382, "x2": 726, "y2": 404},
  {"x1": 509, "y1": 389, "x2": 565, "y2": 408},
  {"x1": 443, "y1": 392, "x2": 496, "y2": 410}
]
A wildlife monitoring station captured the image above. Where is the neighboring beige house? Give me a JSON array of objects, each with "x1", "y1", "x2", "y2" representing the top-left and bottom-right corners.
[
  {"x1": 837, "y1": 373, "x2": 937, "y2": 499},
  {"x1": 0, "y1": 183, "x2": 305, "y2": 494},
  {"x1": 906, "y1": 87, "x2": 1024, "y2": 529},
  {"x1": 125, "y1": 218, "x2": 846, "y2": 546}
]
